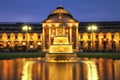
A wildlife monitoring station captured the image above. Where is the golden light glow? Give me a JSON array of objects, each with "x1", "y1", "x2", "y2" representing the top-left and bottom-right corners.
[
  {"x1": 1, "y1": 30, "x2": 120, "y2": 51},
  {"x1": 53, "y1": 37, "x2": 69, "y2": 44},
  {"x1": 55, "y1": 23, "x2": 60, "y2": 27},
  {"x1": 22, "y1": 26, "x2": 27, "y2": 31},
  {"x1": 38, "y1": 42, "x2": 41, "y2": 45},
  {"x1": 47, "y1": 63, "x2": 73, "y2": 80},
  {"x1": 50, "y1": 8, "x2": 70, "y2": 15},
  {"x1": 49, "y1": 45, "x2": 73, "y2": 53},
  {"x1": 48, "y1": 24, "x2": 52, "y2": 27},
  {"x1": 82, "y1": 61, "x2": 99, "y2": 80},
  {"x1": 30, "y1": 45, "x2": 33, "y2": 49},
  {"x1": 49, "y1": 36, "x2": 73, "y2": 53},
  {"x1": 22, "y1": 25, "x2": 32, "y2": 31},
  {"x1": 42, "y1": 23, "x2": 46, "y2": 27},
  {"x1": 73, "y1": 23, "x2": 79, "y2": 27},
  {"x1": 22, "y1": 42, "x2": 26, "y2": 45},
  {"x1": 29, "y1": 27, "x2": 31, "y2": 30},
  {"x1": 21, "y1": 61, "x2": 35, "y2": 80},
  {"x1": 32, "y1": 33, "x2": 38, "y2": 42},
  {"x1": 68, "y1": 23, "x2": 73, "y2": 27},
  {"x1": 88, "y1": 25, "x2": 98, "y2": 31},
  {"x1": 17, "y1": 33, "x2": 23, "y2": 42}
]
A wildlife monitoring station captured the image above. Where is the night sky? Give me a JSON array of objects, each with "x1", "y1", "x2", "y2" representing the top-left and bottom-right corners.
[{"x1": 0, "y1": 0, "x2": 120, "y2": 22}]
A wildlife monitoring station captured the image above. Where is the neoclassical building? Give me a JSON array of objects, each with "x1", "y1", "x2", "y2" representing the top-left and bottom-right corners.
[
  {"x1": 42, "y1": 6, "x2": 79, "y2": 52},
  {"x1": 0, "y1": 6, "x2": 120, "y2": 52}
]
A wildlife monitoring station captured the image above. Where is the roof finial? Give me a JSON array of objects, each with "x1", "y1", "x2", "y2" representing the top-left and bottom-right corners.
[
  {"x1": 59, "y1": 5, "x2": 63, "y2": 7},
  {"x1": 57, "y1": 5, "x2": 64, "y2": 9}
]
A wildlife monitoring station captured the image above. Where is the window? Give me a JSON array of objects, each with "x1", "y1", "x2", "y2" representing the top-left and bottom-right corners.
[
  {"x1": 119, "y1": 33, "x2": 120, "y2": 39},
  {"x1": 104, "y1": 35, "x2": 106, "y2": 38},
  {"x1": 80, "y1": 41, "x2": 83, "y2": 47},
  {"x1": 80, "y1": 35, "x2": 83, "y2": 39},
  {"x1": 103, "y1": 41, "x2": 107, "y2": 49},
  {"x1": 23, "y1": 36, "x2": 25, "y2": 39},
  {"x1": 15, "y1": 35, "x2": 18, "y2": 39},
  {"x1": 88, "y1": 34, "x2": 91, "y2": 39},
  {"x1": 88, "y1": 41, "x2": 91, "y2": 49},
  {"x1": 0, "y1": 35, "x2": 2, "y2": 39},
  {"x1": 95, "y1": 41, "x2": 99, "y2": 49},
  {"x1": 38, "y1": 35, "x2": 40, "y2": 39},
  {"x1": 96, "y1": 35, "x2": 98, "y2": 39},
  {"x1": 8, "y1": 35, "x2": 10, "y2": 39},
  {"x1": 112, "y1": 41, "x2": 116, "y2": 49},
  {"x1": 111, "y1": 35, "x2": 114, "y2": 39}
]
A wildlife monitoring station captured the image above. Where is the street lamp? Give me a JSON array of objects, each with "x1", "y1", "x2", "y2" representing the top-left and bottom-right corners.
[
  {"x1": 87, "y1": 25, "x2": 98, "y2": 51},
  {"x1": 22, "y1": 25, "x2": 32, "y2": 51}
]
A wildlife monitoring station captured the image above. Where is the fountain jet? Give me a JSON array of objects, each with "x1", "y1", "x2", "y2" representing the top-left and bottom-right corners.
[{"x1": 45, "y1": 36, "x2": 77, "y2": 62}]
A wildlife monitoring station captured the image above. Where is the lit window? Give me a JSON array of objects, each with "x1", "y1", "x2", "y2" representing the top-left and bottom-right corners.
[
  {"x1": 38, "y1": 42, "x2": 41, "y2": 45},
  {"x1": 22, "y1": 42, "x2": 26, "y2": 45},
  {"x1": 30, "y1": 45, "x2": 33, "y2": 49}
]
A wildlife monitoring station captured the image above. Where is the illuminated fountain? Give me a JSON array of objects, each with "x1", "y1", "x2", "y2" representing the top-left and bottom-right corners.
[{"x1": 45, "y1": 36, "x2": 77, "y2": 62}]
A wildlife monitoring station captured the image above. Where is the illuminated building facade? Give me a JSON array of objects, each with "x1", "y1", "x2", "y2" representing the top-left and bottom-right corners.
[{"x1": 0, "y1": 6, "x2": 120, "y2": 52}]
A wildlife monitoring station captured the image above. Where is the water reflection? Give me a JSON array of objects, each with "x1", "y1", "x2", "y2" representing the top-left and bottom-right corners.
[
  {"x1": 82, "y1": 61, "x2": 98, "y2": 80},
  {"x1": 22, "y1": 61, "x2": 35, "y2": 80},
  {"x1": 0, "y1": 58, "x2": 120, "y2": 80}
]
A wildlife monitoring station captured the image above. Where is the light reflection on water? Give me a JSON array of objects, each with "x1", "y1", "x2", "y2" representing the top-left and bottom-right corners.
[
  {"x1": 0, "y1": 58, "x2": 120, "y2": 80},
  {"x1": 82, "y1": 61, "x2": 98, "y2": 80},
  {"x1": 21, "y1": 61, "x2": 35, "y2": 80}
]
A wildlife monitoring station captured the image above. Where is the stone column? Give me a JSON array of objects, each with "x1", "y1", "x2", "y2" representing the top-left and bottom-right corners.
[
  {"x1": 42, "y1": 27, "x2": 45, "y2": 51},
  {"x1": 70, "y1": 26, "x2": 72, "y2": 44},
  {"x1": 63, "y1": 26, "x2": 65, "y2": 36},
  {"x1": 76, "y1": 27, "x2": 79, "y2": 51},
  {"x1": 56, "y1": 27, "x2": 58, "y2": 36},
  {"x1": 49, "y1": 27, "x2": 51, "y2": 46}
]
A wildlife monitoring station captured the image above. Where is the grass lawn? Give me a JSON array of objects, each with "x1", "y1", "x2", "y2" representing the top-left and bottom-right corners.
[
  {"x1": 0, "y1": 52, "x2": 120, "y2": 60},
  {"x1": 0, "y1": 52, "x2": 46, "y2": 60},
  {"x1": 77, "y1": 53, "x2": 120, "y2": 59}
]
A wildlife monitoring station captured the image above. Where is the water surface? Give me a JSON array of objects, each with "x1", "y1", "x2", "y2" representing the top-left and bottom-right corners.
[{"x1": 0, "y1": 58, "x2": 120, "y2": 80}]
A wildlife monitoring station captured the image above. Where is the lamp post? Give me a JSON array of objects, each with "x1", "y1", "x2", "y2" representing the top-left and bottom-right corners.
[
  {"x1": 22, "y1": 25, "x2": 32, "y2": 51},
  {"x1": 87, "y1": 25, "x2": 98, "y2": 51}
]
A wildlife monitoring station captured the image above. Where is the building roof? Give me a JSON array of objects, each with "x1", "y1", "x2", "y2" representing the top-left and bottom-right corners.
[
  {"x1": 0, "y1": 22, "x2": 120, "y2": 33},
  {"x1": 42, "y1": 6, "x2": 78, "y2": 23},
  {"x1": 50, "y1": 6, "x2": 71, "y2": 15}
]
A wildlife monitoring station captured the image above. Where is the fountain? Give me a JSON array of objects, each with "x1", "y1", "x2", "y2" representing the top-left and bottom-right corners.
[{"x1": 45, "y1": 36, "x2": 77, "y2": 62}]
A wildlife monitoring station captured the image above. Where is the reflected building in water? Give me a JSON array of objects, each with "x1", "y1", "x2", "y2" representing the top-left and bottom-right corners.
[
  {"x1": 0, "y1": 6, "x2": 120, "y2": 52},
  {"x1": 0, "y1": 58, "x2": 120, "y2": 80}
]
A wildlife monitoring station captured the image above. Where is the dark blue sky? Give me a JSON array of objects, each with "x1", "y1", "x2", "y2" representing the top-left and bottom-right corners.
[{"x1": 0, "y1": 0, "x2": 120, "y2": 22}]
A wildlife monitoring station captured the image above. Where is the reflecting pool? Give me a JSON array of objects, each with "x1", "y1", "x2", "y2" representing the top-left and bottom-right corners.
[{"x1": 0, "y1": 58, "x2": 120, "y2": 80}]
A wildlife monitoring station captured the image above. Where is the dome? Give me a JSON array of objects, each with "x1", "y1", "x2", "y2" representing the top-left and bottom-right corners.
[
  {"x1": 50, "y1": 6, "x2": 71, "y2": 15},
  {"x1": 43, "y1": 6, "x2": 78, "y2": 23}
]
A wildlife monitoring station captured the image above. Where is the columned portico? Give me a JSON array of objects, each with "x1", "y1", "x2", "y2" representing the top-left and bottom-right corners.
[{"x1": 42, "y1": 6, "x2": 79, "y2": 52}]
